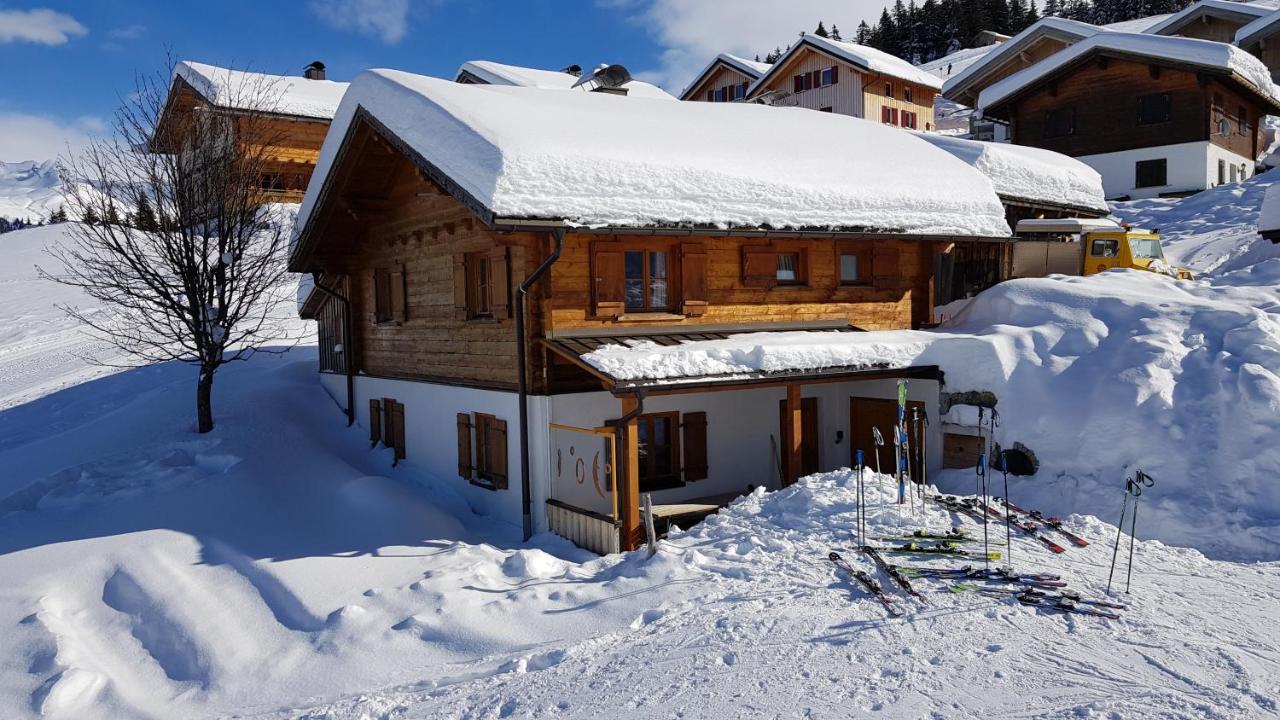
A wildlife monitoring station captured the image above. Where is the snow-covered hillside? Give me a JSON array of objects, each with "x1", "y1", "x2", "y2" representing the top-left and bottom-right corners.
[{"x1": 0, "y1": 160, "x2": 62, "y2": 223}]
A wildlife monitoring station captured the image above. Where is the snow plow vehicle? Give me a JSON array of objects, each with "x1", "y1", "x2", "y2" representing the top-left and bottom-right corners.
[{"x1": 1012, "y1": 218, "x2": 1193, "y2": 281}]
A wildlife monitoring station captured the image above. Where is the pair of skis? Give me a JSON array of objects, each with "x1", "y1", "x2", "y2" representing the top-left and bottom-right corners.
[
  {"x1": 828, "y1": 551, "x2": 902, "y2": 618},
  {"x1": 996, "y1": 497, "x2": 1090, "y2": 548},
  {"x1": 881, "y1": 541, "x2": 1001, "y2": 560},
  {"x1": 935, "y1": 495, "x2": 1067, "y2": 554},
  {"x1": 895, "y1": 564, "x2": 1065, "y2": 589},
  {"x1": 948, "y1": 583, "x2": 1126, "y2": 611}
]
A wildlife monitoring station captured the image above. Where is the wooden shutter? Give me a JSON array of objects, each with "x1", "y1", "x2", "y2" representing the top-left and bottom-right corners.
[
  {"x1": 456, "y1": 412, "x2": 473, "y2": 479},
  {"x1": 489, "y1": 246, "x2": 510, "y2": 319},
  {"x1": 681, "y1": 411, "x2": 708, "y2": 481},
  {"x1": 369, "y1": 398, "x2": 382, "y2": 446},
  {"x1": 831, "y1": 65, "x2": 838, "y2": 84},
  {"x1": 488, "y1": 418, "x2": 509, "y2": 489},
  {"x1": 707, "y1": 89, "x2": 714, "y2": 101},
  {"x1": 453, "y1": 254, "x2": 469, "y2": 320},
  {"x1": 873, "y1": 246, "x2": 901, "y2": 288},
  {"x1": 390, "y1": 401, "x2": 406, "y2": 460},
  {"x1": 793, "y1": 75, "x2": 803, "y2": 93},
  {"x1": 592, "y1": 245, "x2": 625, "y2": 318},
  {"x1": 382, "y1": 397, "x2": 397, "y2": 448},
  {"x1": 680, "y1": 242, "x2": 708, "y2": 316},
  {"x1": 811, "y1": 69, "x2": 821, "y2": 88},
  {"x1": 742, "y1": 247, "x2": 776, "y2": 289},
  {"x1": 390, "y1": 265, "x2": 407, "y2": 323}
]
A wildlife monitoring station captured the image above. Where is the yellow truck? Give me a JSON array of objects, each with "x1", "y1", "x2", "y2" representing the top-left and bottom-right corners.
[{"x1": 1012, "y1": 218, "x2": 1193, "y2": 281}]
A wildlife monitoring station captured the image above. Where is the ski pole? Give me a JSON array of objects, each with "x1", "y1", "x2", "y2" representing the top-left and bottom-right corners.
[
  {"x1": 1126, "y1": 470, "x2": 1155, "y2": 594},
  {"x1": 978, "y1": 453, "x2": 989, "y2": 572},
  {"x1": 1000, "y1": 450, "x2": 1012, "y2": 572},
  {"x1": 1107, "y1": 477, "x2": 1134, "y2": 595},
  {"x1": 856, "y1": 449, "x2": 866, "y2": 549},
  {"x1": 976, "y1": 408, "x2": 985, "y2": 498},
  {"x1": 872, "y1": 426, "x2": 884, "y2": 484}
]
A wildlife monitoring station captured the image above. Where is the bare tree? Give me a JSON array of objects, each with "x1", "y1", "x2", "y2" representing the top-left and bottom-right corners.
[{"x1": 44, "y1": 59, "x2": 304, "y2": 433}]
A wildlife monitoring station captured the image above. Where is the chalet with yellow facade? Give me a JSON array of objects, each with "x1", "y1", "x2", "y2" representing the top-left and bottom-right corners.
[
  {"x1": 155, "y1": 61, "x2": 348, "y2": 202},
  {"x1": 744, "y1": 34, "x2": 941, "y2": 130},
  {"x1": 680, "y1": 53, "x2": 771, "y2": 102},
  {"x1": 290, "y1": 68, "x2": 1017, "y2": 553}
]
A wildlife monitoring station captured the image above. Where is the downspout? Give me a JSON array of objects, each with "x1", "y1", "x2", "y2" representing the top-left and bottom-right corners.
[
  {"x1": 516, "y1": 228, "x2": 565, "y2": 542},
  {"x1": 311, "y1": 273, "x2": 355, "y2": 427}
]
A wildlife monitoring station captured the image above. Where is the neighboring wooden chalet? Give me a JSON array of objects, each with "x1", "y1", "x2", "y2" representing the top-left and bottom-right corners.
[
  {"x1": 680, "y1": 53, "x2": 771, "y2": 102},
  {"x1": 941, "y1": 17, "x2": 1103, "y2": 109},
  {"x1": 290, "y1": 70, "x2": 1013, "y2": 553},
  {"x1": 155, "y1": 61, "x2": 348, "y2": 202},
  {"x1": 454, "y1": 60, "x2": 676, "y2": 99},
  {"x1": 746, "y1": 34, "x2": 941, "y2": 130},
  {"x1": 1146, "y1": 0, "x2": 1275, "y2": 43},
  {"x1": 1236, "y1": 9, "x2": 1280, "y2": 82},
  {"x1": 978, "y1": 33, "x2": 1280, "y2": 200}
]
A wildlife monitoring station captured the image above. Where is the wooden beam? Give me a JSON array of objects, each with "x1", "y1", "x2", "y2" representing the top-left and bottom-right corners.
[
  {"x1": 785, "y1": 383, "x2": 803, "y2": 487},
  {"x1": 620, "y1": 395, "x2": 643, "y2": 551}
]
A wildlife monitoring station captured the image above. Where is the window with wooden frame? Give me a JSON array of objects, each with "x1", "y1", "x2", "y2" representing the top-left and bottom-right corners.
[
  {"x1": 630, "y1": 411, "x2": 708, "y2": 491},
  {"x1": 900, "y1": 110, "x2": 918, "y2": 129},
  {"x1": 373, "y1": 266, "x2": 406, "y2": 324},
  {"x1": 623, "y1": 248, "x2": 671, "y2": 311},
  {"x1": 904, "y1": 86, "x2": 913, "y2": 103},
  {"x1": 456, "y1": 412, "x2": 508, "y2": 490},
  {"x1": 884, "y1": 81, "x2": 893, "y2": 98},
  {"x1": 775, "y1": 251, "x2": 804, "y2": 285},
  {"x1": 592, "y1": 241, "x2": 706, "y2": 318},
  {"x1": 881, "y1": 106, "x2": 898, "y2": 125},
  {"x1": 837, "y1": 243, "x2": 872, "y2": 286},
  {"x1": 454, "y1": 247, "x2": 509, "y2": 321},
  {"x1": 1135, "y1": 158, "x2": 1167, "y2": 189},
  {"x1": 1238, "y1": 104, "x2": 1249, "y2": 135},
  {"x1": 371, "y1": 397, "x2": 406, "y2": 461},
  {"x1": 1136, "y1": 92, "x2": 1171, "y2": 126}
]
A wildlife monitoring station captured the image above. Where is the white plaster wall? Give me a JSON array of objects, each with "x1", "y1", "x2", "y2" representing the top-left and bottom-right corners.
[
  {"x1": 1205, "y1": 142, "x2": 1256, "y2": 188},
  {"x1": 548, "y1": 378, "x2": 942, "y2": 507},
  {"x1": 1076, "y1": 141, "x2": 1251, "y2": 200}
]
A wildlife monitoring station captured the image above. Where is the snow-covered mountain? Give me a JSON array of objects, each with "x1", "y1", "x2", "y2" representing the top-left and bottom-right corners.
[{"x1": 0, "y1": 160, "x2": 63, "y2": 223}]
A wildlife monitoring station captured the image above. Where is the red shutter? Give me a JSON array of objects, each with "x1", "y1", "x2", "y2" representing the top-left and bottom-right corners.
[
  {"x1": 457, "y1": 413, "x2": 473, "y2": 479},
  {"x1": 793, "y1": 74, "x2": 803, "y2": 93},
  {"x1": 742, "y1": 247, "x2": 777, "y2": 289},
  {"x1": 489, "y1": 245, "x2": 510, "y2": 319},
  {"x1": 831, "y1": 65, "x2": 838, "y2": 84},
  {"x1": 812, "y1": 69, "x2": 821, "y2": 88},
  {"x1": 680, "y1": 242, "x2": 709, "y2": 316},
  {"x1": 882, "y1": 106, "x2": 891, "y2": 124},
  {"x1": 707, "y1": 89, "x2": 714, "y2": 101},
  {"x1": 682, "y1": 412, "x2": 708, "y2": 481},
  {"x1": 592, "y1": 245, "x2": 625, "y2": 318}
]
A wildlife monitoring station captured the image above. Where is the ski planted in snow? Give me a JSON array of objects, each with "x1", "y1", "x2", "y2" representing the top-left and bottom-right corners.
[
  {"x1": 996, "y1": 497, "x2": 1090, "y2": 548},
  {"x1": 860, "y1": 545, "x2": 926, "y2": 601},
  {"x1": 829, "y1": 551, "x2": 902, "y2": 618}
]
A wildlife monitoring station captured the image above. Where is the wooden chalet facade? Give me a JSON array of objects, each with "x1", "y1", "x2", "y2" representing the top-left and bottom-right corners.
[
  {"x1": 745, "y1": 35, "x2": 940, "y2": 130},
  {"x1": 155, "y1": 61, "x2": 348, "y2": 203},
  {"x1": 1147, "y1": 1, "x2": 1274, "y2": 44},
  {"x1": 979, "y1": 36, "x2": 1280, "y2": 200},
  {"x1": 291, "y1": 72, "x2": 1013, "y2": 554},
  {"x1": 680, "y1": 54, "x2": 770, "y2": 102}
]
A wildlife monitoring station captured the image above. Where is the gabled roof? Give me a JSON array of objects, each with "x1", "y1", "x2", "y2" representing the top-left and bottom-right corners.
[
  {"x1": 750, "y1": 34, "x2": 942, "y2": 97},
  {"x1": 455, "y1": 60, "x2": 675, "y2": 100},
  {"x1": 679, "y1": 53, "x2": 771, "y2": 100},
  {"x1": 291, "y1": 69, "x2": 1011, "y2": 266},
  {"x1": 174, "y1": 61, "x2": 349, "y2": 120},
  {"x1": 1235, "y1": 8, "x2": 1280, "y2": 47},
  {"x1": 917, "y1": 44, "x2": 1000, "y2": 82},
  {"x1": 941, "y1": 17, "x2": 1105, "y2": 101},
  {"x1": 1145, "y1": 0, "x2": 1277, "y2": 37},
  {"x1": 915, "y1": 133, "x2": 1108, "y2": 214},
  {"x1": 978, "y1": 32, "x2": 1280, "y2": 114}
]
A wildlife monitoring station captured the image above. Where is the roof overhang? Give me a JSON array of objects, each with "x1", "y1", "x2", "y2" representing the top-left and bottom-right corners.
[
  {"x1": 1147, "y1": 2, "x2": 1271, "y2": 37},
  {"x1": 942, "y1": 20, "x2": 1099, "y2": 103}
]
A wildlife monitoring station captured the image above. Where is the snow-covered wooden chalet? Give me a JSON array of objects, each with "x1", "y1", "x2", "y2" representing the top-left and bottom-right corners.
[{"x1": 288, "y1": 69, "x2": 1015, "y2": 553}]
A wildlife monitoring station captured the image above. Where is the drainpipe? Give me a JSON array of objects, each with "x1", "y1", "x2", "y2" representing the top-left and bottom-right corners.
[
  {"x1": 311, "y1": 273, "x2": 355, "y2": 427},
  {"x1": 516, "y1": 228, "x2": 565, "y2": 542}
]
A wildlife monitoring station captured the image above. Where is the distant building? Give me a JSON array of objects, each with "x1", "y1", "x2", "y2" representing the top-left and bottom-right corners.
[
  {"x1": 1146, "y1": 0, "x2": 1276, "y2": 43},
  {"x1": 1236, "y1": 9, "x2": 1280, "y2": 82},
  {"x1": 455, "y1": 60, "x2": 675, "y2": 100},
  {"x1": 680, "y1": 53, "x2": 770, "y2": 102}
]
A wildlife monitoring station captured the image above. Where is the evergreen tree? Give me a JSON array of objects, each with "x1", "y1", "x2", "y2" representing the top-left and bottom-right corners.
[
  {"x1": 133, "y1": 195, "x2": 159, "y2": 231},
  {"x1": 1043, "y1": 0, "x2": 1060, "y2": 16},
  {"x1": 831, "y1": 24, "x2": 843, "y2": 41},
  {"x1": 104, "y1": 203, "x2": 122, "y2": 227},
  {"x1": 814, "y1": 20, "x2": 830, "y2": 37},
  {"x1": 855, "y1": 20, "x2": 872, "y2": 44},
  {"x1": 81, "y1": 207, "x2": 100, "y2": 226}
]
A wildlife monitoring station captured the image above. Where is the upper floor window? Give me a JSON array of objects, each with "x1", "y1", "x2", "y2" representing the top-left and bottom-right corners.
[
  {"x1": 1043, "y1": 107, "x2": 1075, "y2": 138},
  {"x1": 884, "y1": 81, "x2": 893, "y2": 98},
  {"x1": 466, "y1": 251, "x2": 493, "y2": 319},
  {"x1": 625, "y1": 249, "x2": 670, "y2": 310},
  {"x1": 1238, "y1": 104, "x2": 1249, "y2": 134},
  {"x1": 794, "y1": 66, "x2": 838, "y2": 93},
  {"x1": 904, "y1": 86, "x2": 913, "y2": 103},
  {"x1": 454, "y1": 247, "x2": 509, "y2": 321},
  {"x1": 1136, "y1": 93, "x2": 1171, "y2": 125},
  {"x1": 374, "y1": 267, "x2": 406, "y2": 324}
]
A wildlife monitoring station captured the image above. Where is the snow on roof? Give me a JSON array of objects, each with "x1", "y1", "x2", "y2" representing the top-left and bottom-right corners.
[
  {"x1": 942, "y1": 17, "x2": 1105, "y2": 97},
  {"x1": 1014, "y1": 217, "x2": 1124, "y2": 234},
  {"x1": 1102, "y1": 13, "x2": 1174, "y2": 33},
  {"x1": 915, "y1": 133, "x2": 1108, "y2": 214},
  {"x1": 1145, "y1": 0, "x2": 1277, "y2": 37},
  {"x1": 1235, "y1": 8, "x2": 1280, "y2": 47},
  {"x1": 917, "y1": 44, "x2": 999, "y2": 81},
  {"x1": 296, "y1": 69, "x2": 1011, "y2": 243},
  {"x1": 174, "y1": 61, "x2": 348, "y2": 120},
  {"x1": 456, "y1": 60, "x2": 675, "y2": 100},
  {"x1": 680, "y1": 53, "x2": 772, "y2": 99},
  {"x1": 755, "y1": 35, "x2": 942, "y2": 94},
  {"x1": 978, "y1": 32, "x2": 1280, "y2": 112}
]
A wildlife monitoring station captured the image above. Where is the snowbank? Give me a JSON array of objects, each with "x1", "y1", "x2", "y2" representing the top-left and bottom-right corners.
[
  {"x1": 916, "y1": 133, "x2": 1108, "y2": 213},
  {"x1": 175, "y1": 61, "x2": 349, "y2": 120},
  {"x1": 458, "y1": 60, "x2": 675, "y2": 100},
  {"x1": 0, "y1": 160, "x2": 61, "y2": 221},
  {"x1": 979, "y1": 32, "x2": 1280, "y2": 111},
  {"x1": 297, "y1": 70, "x2": 1011, "y2": 238}
]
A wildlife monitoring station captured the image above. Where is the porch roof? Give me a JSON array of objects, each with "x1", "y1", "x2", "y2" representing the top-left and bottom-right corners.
[{"x1": 543, "y1": 325, "x2": 943, "y2": 393}]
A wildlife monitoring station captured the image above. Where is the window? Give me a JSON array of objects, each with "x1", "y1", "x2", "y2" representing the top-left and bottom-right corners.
[
  {"x1": 884, "y1": 81, "x2": 893, "y2": 98},
  {"x1": 706, "y1": 89, "x2": 714, "y2": 102},
  {"x1": 457, "y1": 412, "x2": 508, "y2": 490},
  {"x1": 1090, "y1": 239, "x2": 1119, "y2": 258},
  {"x1": 467, "y1": 252, "x2": 493, "y2": 318},
  {"x1": 1238, "y1": 105, "x2": 1249, "y2": 135},
  {"x1": 839, "y1": 250, "x2": 871, "y2": 285},
  {"x1": 1043, "y1": 107, "x2": 1075, "y2": 138},
  {"x1": 793, "y1": 72, "x2": 814, "y2": 92},
  {"x1": 1230, "y1": 163, "x2": 1239, "y2": 183},
  {"x1": 881, "y1": 106, "x2": 898, "y2": 125},
  {"x1": 901, "y1": 110, "x2": 918, "y2": 129},
  {"x1": 374, "y1": 268, "x2": 392, "y2": 323},
  {"x1": 1136, "y1": 93, "x2": 1171, "y2": 125},
  {"x1": 372, "y1": 398, "x2": 405, "y2": 461},
  {"x1": 456, "y1": 248, "x2": 508, "y2": 321},
  {"x1": 775, "y1": 252, "x2": 803, "y2": 285},
  {"x1": 1135, "y1": 158, "x2": 1167, "y2": 188},
  {"x1": 819, "y1": 65, "x2": 838, "y2": 86},
  {"x1": 904, "y1": 86, "x2": 913, "y2": 103},
  {"x1": 624, "y1": 249, "x2": 670, "y2": 310},
  {"x1": 636, "y1": 412, "x2": 680, "y2": 491},
  {"x1": 1218, "y1": 158, "x2": 1226, "y2": 185},
  {"x1": 819, "y1": 106, "x2": 833, "y2": 112}
]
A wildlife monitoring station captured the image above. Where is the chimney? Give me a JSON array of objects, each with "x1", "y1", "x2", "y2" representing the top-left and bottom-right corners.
[
  {"x1": 304, "y1": 61, "x2": 326, "y2": 80},
  {"x1": 561, "y1": 64, "x2": 583, "y2": 77}
]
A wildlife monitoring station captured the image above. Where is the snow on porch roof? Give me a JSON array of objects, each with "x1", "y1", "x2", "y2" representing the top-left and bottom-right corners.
[
  {"x1": 555, "y1": 328, "x2": 943, "y2": 389},
  {"x1": 174, "y1": 61, "x2": 349, "y2": 120},
  {"x1": 295, "y1": 69, "x2": 1011, "y2": 243},
  {"x1": 978, "y1": 32, "x2": 1280, "y2": 112},
  {"x1": 915, "y1": 133, "x2": 1108, "y2": 214}
]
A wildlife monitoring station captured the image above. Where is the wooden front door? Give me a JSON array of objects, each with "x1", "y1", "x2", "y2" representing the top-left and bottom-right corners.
[
  {"x1": 849, "y1": 397, "x2": 925, "y2": 483},
  {"x1": 778, "y1": 397, "x2": 819, "y2": 484}
]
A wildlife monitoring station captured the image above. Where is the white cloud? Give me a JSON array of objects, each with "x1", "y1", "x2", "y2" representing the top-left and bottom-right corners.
[
  {"x1": 0, "y1": 8, "x2": 87, "y2": 45},
  {"x1": 614, "y1": 0, "x2": 887, "y2": 93},
  {"x1": 107, "y1": 24, "x2": 146, "y2": 40},
  {"x1": 309, "y1": 0, "x2": 411, "y2": 44},
  {"x1": 0, "y1": 113, "x2": 105, "y2": 163}
]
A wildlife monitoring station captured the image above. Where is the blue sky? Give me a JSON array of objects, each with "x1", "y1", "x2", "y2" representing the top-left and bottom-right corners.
[{"x1": 0, "y1": 0, "x2": 887, "y2": 162}]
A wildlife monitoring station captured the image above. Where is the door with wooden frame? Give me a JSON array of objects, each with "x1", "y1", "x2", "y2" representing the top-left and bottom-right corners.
[
  {"x1": 778, "y1": 397, "x2": 819, "y2": 485},
  {"x1": 849, "y1": 396, "x2": 924, "y2": 483}
]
